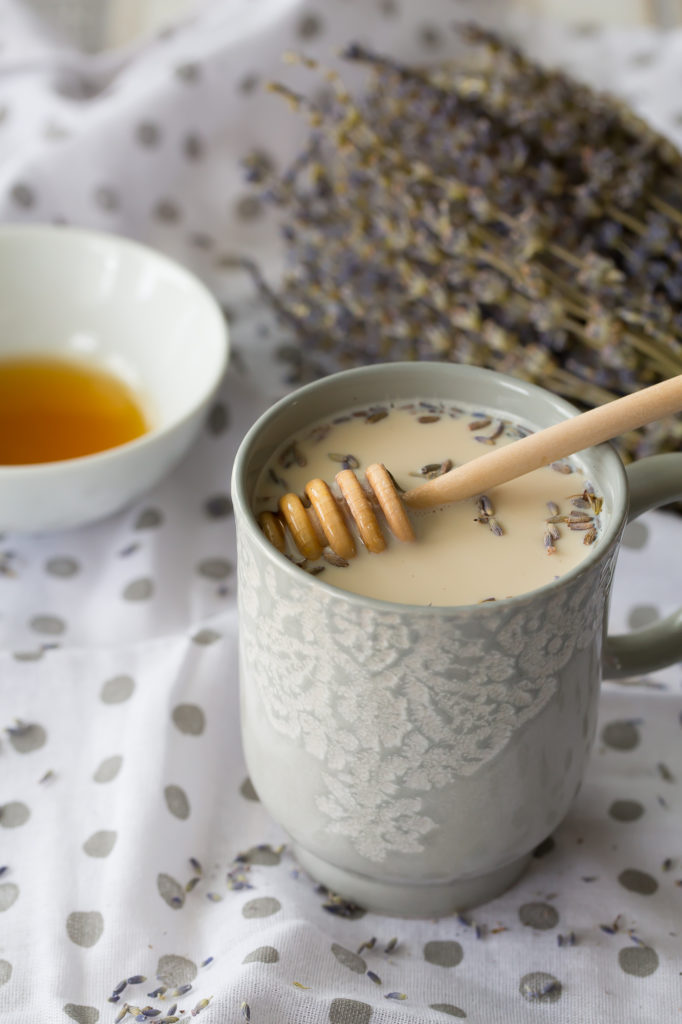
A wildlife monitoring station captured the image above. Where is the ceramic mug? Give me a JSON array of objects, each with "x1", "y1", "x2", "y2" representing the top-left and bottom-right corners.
[{"x1": 232, "y1": 363, "x2": 682, "y2": 917}]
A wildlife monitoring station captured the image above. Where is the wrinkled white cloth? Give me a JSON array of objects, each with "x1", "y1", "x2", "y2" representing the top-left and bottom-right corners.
[{"x1": 0, "y1": 2, "x2": 680, "y2": 1023}]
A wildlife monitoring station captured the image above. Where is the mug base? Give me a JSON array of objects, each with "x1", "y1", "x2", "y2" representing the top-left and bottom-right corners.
[{"x1": 292, "y1": 843, "x2": 532, "y2": 918}]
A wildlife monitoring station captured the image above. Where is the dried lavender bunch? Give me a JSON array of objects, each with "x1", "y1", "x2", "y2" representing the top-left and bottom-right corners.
[{"x1": 246, "y1": 27, "x2": 682, "y2": 461}]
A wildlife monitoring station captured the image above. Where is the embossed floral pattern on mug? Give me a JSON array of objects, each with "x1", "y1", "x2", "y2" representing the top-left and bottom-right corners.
[{"x1": 238, "y1": 527, "x2": 617, "y2": 862}]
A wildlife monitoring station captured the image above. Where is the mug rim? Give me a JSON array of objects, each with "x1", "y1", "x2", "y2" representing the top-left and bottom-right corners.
[{"x1": 232, "y1": 362, "x2": 629, "y2": 614}]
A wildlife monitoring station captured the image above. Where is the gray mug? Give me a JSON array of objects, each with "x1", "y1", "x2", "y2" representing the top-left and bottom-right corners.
[{"x1": 232, "y1": 363, "x2": 682, "y2": 917}]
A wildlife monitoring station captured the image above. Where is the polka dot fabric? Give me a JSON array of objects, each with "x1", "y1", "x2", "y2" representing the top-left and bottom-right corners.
[{"x1": 0, "y1": 1, "x2": 680, "y2": 1023}]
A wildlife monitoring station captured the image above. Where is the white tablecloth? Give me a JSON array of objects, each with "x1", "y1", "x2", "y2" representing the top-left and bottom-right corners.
[{"x1": 0, "y1": 2, "x2": 680, "y2": 1022}]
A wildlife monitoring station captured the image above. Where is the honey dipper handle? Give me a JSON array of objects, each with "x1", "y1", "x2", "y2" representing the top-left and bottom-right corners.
[{"x1": 403, "y1": 375, "x2": 682, "y2": 509}]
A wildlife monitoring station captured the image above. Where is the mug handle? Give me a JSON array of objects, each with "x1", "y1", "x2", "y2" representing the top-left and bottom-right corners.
[{"x1": 603, "y1": 453, "x2": 682, "y2": 679}]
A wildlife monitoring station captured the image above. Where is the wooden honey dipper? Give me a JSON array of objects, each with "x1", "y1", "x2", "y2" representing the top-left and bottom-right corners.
[{"x1": 258, "y1": 375, "x2": 682, "y2": 561}]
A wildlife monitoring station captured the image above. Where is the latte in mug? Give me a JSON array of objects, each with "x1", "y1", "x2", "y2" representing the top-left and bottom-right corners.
[{"x1": 254, "y1": 398, "x2": 603, "y2": 606}]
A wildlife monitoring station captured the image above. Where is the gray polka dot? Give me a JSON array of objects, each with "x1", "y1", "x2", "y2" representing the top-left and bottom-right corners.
[
  {"x1": 10, "y1": 183, "x2": 35, "y2": 208},
  {"x1": 240, "y1": 777, "x2": 259, "y2": 801},
  {"x1": 618, "y1": 945, "x2": 659, "y2": 976},
  {"x1": 66, "y1": 911, "x2": 104, "y2": 947},
  {"x1": 0, "y1": 802, "x2": 30, "y2": 828},
  {"x1": 153, "y1": 199, "x2": 181, "y2": 223},
  {"x1": 234, "y1": 195, "x2": 263, "y2": 222},
  {"x1": 53, "y1": 72, "x2": 101, "y2": 100},
  {"x1": 419, "y1": 24, "x2": 443, "y2": 49},
  {"x1": 631, "y1": 50, "x2": 655, "y2": 66},
  {"x1": 171, "y1": 704, "x2": 205, "y2": 736},
  {"x1": 29, "y1": 614, "x2": 66, "y2": 636},
  {"x1": 13, "y1": 649, "x2": 44, "y2": 662},
  {"x1": 45, "y1": 556, "x2": 80, "y2": 578},
  {"x1": 204, "y1": 494, "x2": 233, "y2": 518},
  {"x1": 135, "y1": 508, "x2": 163, "y2": 530},
  {"x1": 602, "y1": 720, "x2": 640, "y2": 751},
  {"x1": 82, "y1": 830, "x2": 117, "y2": 858},
  {"x1": 0, "y1": 960, "x2": 12, "y2": 987},
  {"x1": 175, "y1": 62, "x2": 201, "y2": 83},
  {"x1": 424, "y1": 940, "x2": 463, "y2": 967},
  {"x1": 164, "y1": 784, "x2": 190, "y2": 820},
  {"x1": 93, "y1": 755, "x2": 122, "y2": 783},
  {"x1": 100, "y1": 674, "x2": 135, "y2": 704},
  {"x1": 93, "y1": 186, "x2": 119, "y2": 212},
  {"x1": 519, "y1": 972, "x2": 562, "y2": 1003},
  {"x1": 8, "y1": 723, "x2": 46, "y2": 753},
  {"x1": 192, "y1": 628, "x2": 222, "y2": 645},
  {"x1": 618, "y1": 868, "x2": 658, "y2": 895},
  {"x1": 238, "y1": 74, "x2": 259, "y2": 95},
  {"x1": 0, "y1": 883, "x2": 19, "y2": 912},
  {"x1": 429, "y1": 1006, "x2": 466, "y2": 1019},
  {"x1": 243, "y1": 946, "x2": 279, "y2": 964},
  {"x1": 64, "y1": 1005, "x2": 99, "y2": 1024},
  {"x1": 331, "y1": 943, "x2": 366, "y2": 974},
  {"x1": 157, "y1": 873, "x2": 185, "y2": 909},
  {"x1": 183, "y1": 133, "x2": 204, "y2": 160},
  {"x1": 609, "y1": 799, "x2": 644, "y2": 822},
  {"x1": 197, "y1": 558, "x2": 233, "y2": 580},
  {"x1": 628, "y1": 605, "x2": 660, "y2": 630},
  {"x1": 206, "y1": 402, "x2": 229, "y2": 435},
  {"x1": 44, "y1": 121, "x2": 70, "y2": 140},
  {"x1": 240, "y1": 845, "x2": 282, "y2": 866},
  {"x1": 122, "y1": 578, "x2": 154, "y2": 601},
  {"x1": 519, "y1": 902, "x2": 559, "y2": 930},
  {"x1": 189, "y1": 232, "x2": 213, "y2": 250},
  {"x1": 135, "y1": 121, "x2": 161, "y2": 147},
  {"x1": 297, "y1": 13, "x2": 323, "y2": 38},
  {"x1": 156, "y1": 954, "x2": 197, "y2": 987},
  {"x1": 571, "y1": 20, "x2": 601, "y2": 36},
  {"x1": 378, "y1": 0, "x2": 398, "y2": 14},
  {"x1": 622, "y1": 520, "x2": 649, "y2": 550},
  {"x1": 242, "y1": 896, "x2": 281, "y2": 919},
  {"x1": 329, "y1": 998, "x2": 372, "y2": 1024}
]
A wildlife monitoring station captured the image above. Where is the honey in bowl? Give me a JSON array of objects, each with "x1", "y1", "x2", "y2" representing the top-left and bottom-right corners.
[{"x1": 0, "y1": 355, "x2": 148, "y2": 465}]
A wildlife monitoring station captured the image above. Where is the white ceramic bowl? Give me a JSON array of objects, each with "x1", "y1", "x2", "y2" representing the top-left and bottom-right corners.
[{"x1": 0, "y1": 224, "x2": 228, "y2": 532}]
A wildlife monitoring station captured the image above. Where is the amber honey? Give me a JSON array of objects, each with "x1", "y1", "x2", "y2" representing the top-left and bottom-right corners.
[{"x1": 0, "y1": 355, "x2": 148, "y2": 465}]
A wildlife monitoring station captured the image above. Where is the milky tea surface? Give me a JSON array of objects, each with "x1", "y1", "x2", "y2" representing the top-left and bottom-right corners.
[{"x1": 253, "y1": 399, "x2": 604, "y2": 606}]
